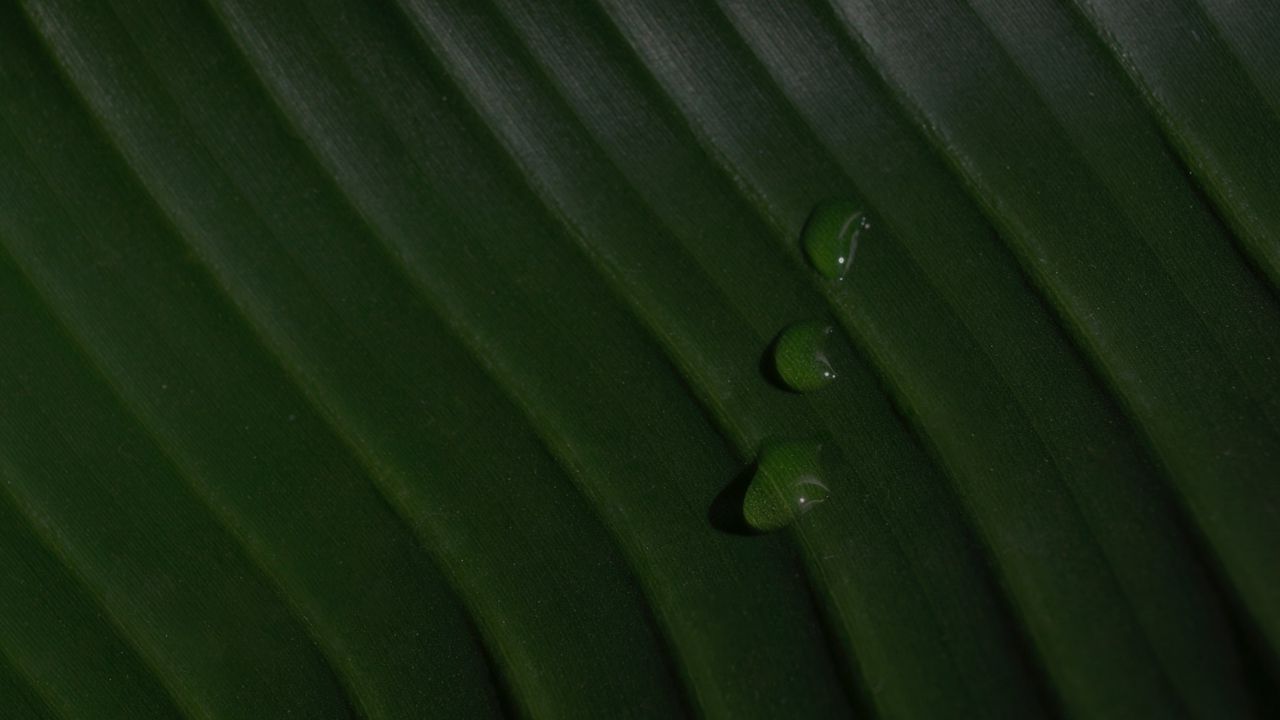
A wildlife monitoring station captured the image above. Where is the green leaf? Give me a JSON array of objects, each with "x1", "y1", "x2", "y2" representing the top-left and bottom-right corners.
[{"x1": 0, "y1": 0, "x2": 1276, "y2": 718}]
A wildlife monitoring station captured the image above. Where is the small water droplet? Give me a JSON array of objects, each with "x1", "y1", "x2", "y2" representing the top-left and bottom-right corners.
[
  {"x1": 743, "y1": 440, "x2": 831, "y2": 532},
  {"x1": 772, "y1": 321, "x2": 837, "y2": 392},
  {"x1": 802, "y1": 199, "x2": 869, "y2": 280}
]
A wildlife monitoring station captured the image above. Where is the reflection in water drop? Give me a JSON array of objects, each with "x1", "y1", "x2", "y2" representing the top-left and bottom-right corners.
[
  {"x1": 744, "y1": 440, "x2": 831, "y2": 532},
  {"x1": 802, "y1": 199, "x2": 869, "y2": 280},
  {"x1": 772, "y1": 321, "x2": 837, "y2": 393}
]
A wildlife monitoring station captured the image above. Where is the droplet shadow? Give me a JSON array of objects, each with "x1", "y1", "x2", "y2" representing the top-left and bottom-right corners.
[
  {"x1": 709, "y1": 464, "x2": 762, "y2": 536},
  {"x1": 758, "y1": 334, "x2": 791, "y2": 393}
]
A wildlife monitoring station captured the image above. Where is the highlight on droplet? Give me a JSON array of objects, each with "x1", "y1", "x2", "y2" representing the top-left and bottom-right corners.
[
  {"x1": 801, "y1": 199, "x2": 869, "y2": 280},
  {"x1": 743, "y1": 439, "x2": 831, "y2": 532},
  {"x1": 772, "y1": 321, "x2": 837, "y2": 393}
]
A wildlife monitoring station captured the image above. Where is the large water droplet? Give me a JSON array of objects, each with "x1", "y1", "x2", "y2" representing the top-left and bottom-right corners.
[
  {"x1": 802, "y1": 199, "x2": 869, "y2": 280},
  {"x1": 772, "y1": 321, "x2": 836, "y2": 392},
  {"x1": 743, "y1": 440, "x2": 831, "y2": 532}
]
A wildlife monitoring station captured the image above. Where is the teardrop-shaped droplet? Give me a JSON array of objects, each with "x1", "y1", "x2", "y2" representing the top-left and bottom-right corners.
[
  {"x1": 802, "y1": 199, "x2": 869, "y2": 280},
  {"x1": 743, "y1": 440, "x2": 831, "y2": 532},
  {"x1": 772, "y1": 321, "x2": 837, "y2": 392}
]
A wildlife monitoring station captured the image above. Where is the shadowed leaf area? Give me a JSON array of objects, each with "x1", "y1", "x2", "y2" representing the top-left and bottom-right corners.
[{"x1": 0, "y1": 0, "x2": 1277, "y2": 717}]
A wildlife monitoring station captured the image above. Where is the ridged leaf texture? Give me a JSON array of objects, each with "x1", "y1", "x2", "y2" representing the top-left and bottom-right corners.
[{"x1": 0, "y1": 0, "x2": 1277, "y2": 717}]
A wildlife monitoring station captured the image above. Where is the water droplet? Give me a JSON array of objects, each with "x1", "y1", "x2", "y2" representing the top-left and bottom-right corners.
[
  {"x1": 772, "y1": 321, "x2": 837, "y2": 392},
  {"x1": 802, "y1": 199, "x2": 869, "y2": 280},
  {"x1": 743, "y1": 440, "x2": 831, "y2": 532}
]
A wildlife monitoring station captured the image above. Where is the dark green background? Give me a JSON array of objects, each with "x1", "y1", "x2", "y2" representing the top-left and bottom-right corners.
[{"x1": 0, "y1": 0, "x2": 1277, "y2": 717}]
